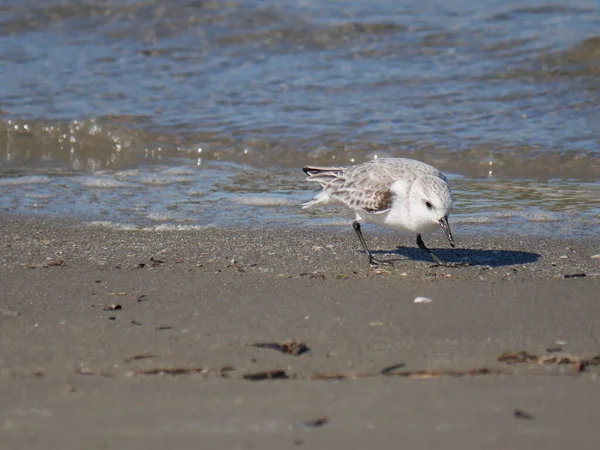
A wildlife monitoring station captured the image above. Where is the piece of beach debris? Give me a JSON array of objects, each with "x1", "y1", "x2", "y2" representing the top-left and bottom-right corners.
[
  {"x1": 102, "y1": 304, "x2": 122, "y2": 311},
  {"x1": 310, "y1": 373, "x2": 347, "y2": 381},
  {"x1": 573, "y1": 360, "x2": 585, "y2": 373},
  {"x1": 563, "y1": 273, "x2": 586, "y2": 278},
  {"x1": 302, "y1": 417, "x2": 329, "y2": 428},
  {"x1": 136, "y1": 263, "x2": 146, "y2": 269},
  {"x1": 539, "y1": 355, "x2": 587, "y2": 365},
  {"x1": 311, "y1": 367, "x2": 499, "y2": 381},
  {"x1": 300, "y1": 272, "x2": 326, "y2": 279},
  {"x1": 393, "y1": 368, "x2": 498, "y2": 379},
  {"x1": 243, "y1": 370, "x2": 290, "y2": 381},
  {"x1": 414, "y1": 296, "x2": 432, "y2": 304},
  {"x1": 156, "y1": 325, "x2": 172, "y2": 331},
  {"x1": 579, "y1": 355, "x2": 600, "y2": 372},
  {"x1": 150, "y1": 257, "x2": 165, "y2": 267},
  {"x1": 108, "y1": 316, "x2": 116, "y2": 320},
  {"x1": 498, "y1": 350, "x2": 600, "y2": 372},
  {"x1": 107, "y1": 291, "x2": 127, "y2": 297},
  {"x1": 586, "y1": 355, "x2": 600, "y2": 365},
  {"x1": 220, "y1": 365, "x2": 236, "y2": 377},
  {"x1": 131, "y1": 320, "x2": 143, "y2": 326},
  {"x1": 513, "y1": 409, "x2": 533, "y2": 420},
  {"x1": 133, "y1": 367, "x2": 206, "y2": 376},
  {"x1": 44, "y1": 259, "x2": 65, "y2": 267},
  {"x1": 74, "y1": 367, "x2": 96, "y2": 376},
  {"x1": 136, "y1": 295, "x2": 148, "y2": 303},
  {"x1": 226, "y1": 262, "x2": 245, "y2": 272},
  {"x1": 546, "y1": 346, "x2": 563, "y2": 353},
  {"x1": 497, "y1": 351, "x2": 538, "y2": 364},
  {"x1": 251, "y1": 341, "x2": 310, "y2": 356},
  {"x1": 73, "y1": 366, "x2": 114, "y2": 377},
  {"x1": 380, "y1": 363, "x2": 406, "y2": 375},
  {"x1": 123, "y1": 354, "x2": 158, "y2": 363}
]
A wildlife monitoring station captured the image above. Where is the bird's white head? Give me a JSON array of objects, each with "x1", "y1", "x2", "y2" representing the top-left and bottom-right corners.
[{"x1": 407, "y1": 176, "x2": 455, "y2": 246}]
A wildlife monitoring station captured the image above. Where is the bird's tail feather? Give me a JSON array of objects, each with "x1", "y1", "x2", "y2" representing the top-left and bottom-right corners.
[
  {"x1": 303, "y1": 166, "x2": 345, "y2": 177},
  {"x1": 301, "y1": 199, "x2": 317, "y2": 209},
  {"x1": 301, "y1": 166, "x2": 345, "y2": 209},
  {"x1": 301, "y1": 191, "x2": 331, "y2": 209}
]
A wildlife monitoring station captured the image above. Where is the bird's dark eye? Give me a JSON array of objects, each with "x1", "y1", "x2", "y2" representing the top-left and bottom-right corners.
[{"x1": 425, "y1": 201, "x2": 433, "y2": 209}]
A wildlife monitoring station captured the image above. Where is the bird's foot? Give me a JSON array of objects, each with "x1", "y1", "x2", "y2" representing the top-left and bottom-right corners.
[{"x1": 368, "y1": 257, "x2": 395, "y2": 267}]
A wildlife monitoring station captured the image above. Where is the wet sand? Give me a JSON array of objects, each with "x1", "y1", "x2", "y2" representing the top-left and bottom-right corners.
[{"x1": 1, "y1": 216, "x2": 599, "y2": 449}]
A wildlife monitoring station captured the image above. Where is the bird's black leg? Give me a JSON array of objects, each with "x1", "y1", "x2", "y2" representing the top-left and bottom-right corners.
[
  {"x1": 416, "y1": 234, "x2": 444, "y2": 265},
  {"x1": 352, "y1": 221, "x2": 381, "y2": 265},
  {"x1": 416, "y1": 234, "x2": 469, "y2": 267}
]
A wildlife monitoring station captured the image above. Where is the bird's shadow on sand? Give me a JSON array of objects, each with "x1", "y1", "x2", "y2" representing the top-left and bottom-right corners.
[{"x1": 372, "y1": 247, "x2": 540, "y2": 267}]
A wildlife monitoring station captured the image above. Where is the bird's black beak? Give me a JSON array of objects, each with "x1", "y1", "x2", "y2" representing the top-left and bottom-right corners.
[{"x1": 438, "y1": 216, "x2": 455, "y2": 248}]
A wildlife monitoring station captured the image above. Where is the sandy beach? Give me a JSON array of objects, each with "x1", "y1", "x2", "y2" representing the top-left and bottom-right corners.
[{"x1": 1, "y1": 215, "x2": 599, "y2": 449}]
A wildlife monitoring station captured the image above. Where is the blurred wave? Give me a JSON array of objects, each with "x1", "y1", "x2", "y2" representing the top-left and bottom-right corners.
[{"x1": 2, "y1": 118, "x2": 598, "y2": 180}]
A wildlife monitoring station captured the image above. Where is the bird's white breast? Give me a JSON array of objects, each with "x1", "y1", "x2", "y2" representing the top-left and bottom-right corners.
[{"x1": 355, "y1": 178, "x2": 441, "y2": 234}]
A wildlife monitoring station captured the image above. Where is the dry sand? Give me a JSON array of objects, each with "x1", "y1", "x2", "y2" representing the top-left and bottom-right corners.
[{"x1": 1, "y1": 216, "x2": 599, "y2": 449}]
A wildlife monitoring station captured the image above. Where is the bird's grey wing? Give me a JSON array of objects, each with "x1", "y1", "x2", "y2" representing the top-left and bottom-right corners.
[
  {"x1": 330, "y1": 167, "x2": 396, "y2": 213},
  {"x1": 303, "y1": 159, "x2": 443, "y2": 213},
  {"x1": 339, "y1": 159, "x2": 447, "y2": 213}
]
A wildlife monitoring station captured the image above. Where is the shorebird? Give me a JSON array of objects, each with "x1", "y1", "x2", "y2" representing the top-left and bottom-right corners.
[{"x1": 302, "y1": 158, "x2": 464, "y2": 266}]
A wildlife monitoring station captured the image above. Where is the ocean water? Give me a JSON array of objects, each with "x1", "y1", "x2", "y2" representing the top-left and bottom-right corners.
[{"x1": 1, "y1": 0, "x2": 599, "y2": 237}]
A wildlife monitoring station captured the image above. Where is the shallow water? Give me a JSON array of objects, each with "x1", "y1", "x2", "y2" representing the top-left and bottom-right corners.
[{"x1": 1, "y1": 0, "x2": 599, "y2": 237}]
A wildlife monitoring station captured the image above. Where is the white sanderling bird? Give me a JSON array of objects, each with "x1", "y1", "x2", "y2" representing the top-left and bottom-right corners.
[{"x1": 302, "y1": 157, "x2": 464, "y2": 266}]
